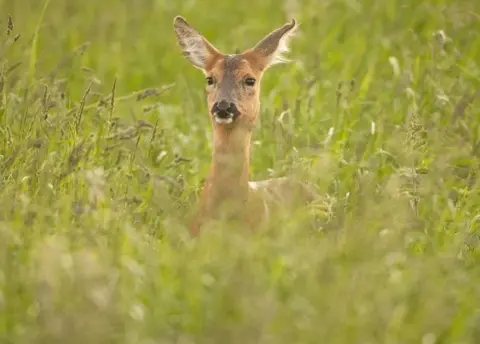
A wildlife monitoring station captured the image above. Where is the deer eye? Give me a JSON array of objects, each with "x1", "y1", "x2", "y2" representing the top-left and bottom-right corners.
[
  {"x1": 245, "y1": 77, "x2": 256, "y2": 87},
  {"x1": 206, "y1": 77, "x2": 215, "y2": 86}
]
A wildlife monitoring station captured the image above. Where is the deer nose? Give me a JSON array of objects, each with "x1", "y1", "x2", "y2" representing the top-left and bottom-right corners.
[
  {"x1": 217, "y1": 100, "x2": 231, "y2": 112},
  {"x1": 211, "y1": 100, "x2": 238, "y2": 119}
]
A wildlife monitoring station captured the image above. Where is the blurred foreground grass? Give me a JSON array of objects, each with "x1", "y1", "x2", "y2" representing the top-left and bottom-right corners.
[{"x1": 1, "y1": 0, "x2": 480, "y2": 343}]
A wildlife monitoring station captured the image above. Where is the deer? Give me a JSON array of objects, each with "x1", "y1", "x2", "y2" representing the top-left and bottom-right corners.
[{"x1": 173, "y1": 16, "x2": 315, "y2": 235}]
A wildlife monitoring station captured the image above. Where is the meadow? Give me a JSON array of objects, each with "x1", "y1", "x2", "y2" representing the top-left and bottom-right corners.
[{"x1": 1, "y1": 0, "x2": 479, "y2": 343}]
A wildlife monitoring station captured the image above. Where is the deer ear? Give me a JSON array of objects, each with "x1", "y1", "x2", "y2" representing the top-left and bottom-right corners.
[
  {"x1": 251, "y1": 19, "x2": 298, "y2": 70},
  {"x1": 173, "y1": 16, "x2": 222, "y2": 71}
]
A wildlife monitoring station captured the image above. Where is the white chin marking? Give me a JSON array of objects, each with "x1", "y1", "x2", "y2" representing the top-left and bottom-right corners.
[{"x1": 214, "y1": 117, "x2": 233, "y2": 124}]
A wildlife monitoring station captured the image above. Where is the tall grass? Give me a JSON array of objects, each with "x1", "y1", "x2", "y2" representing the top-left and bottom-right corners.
[{"x1": 1, "y1": 0, "x2": 479, "y2": 343}]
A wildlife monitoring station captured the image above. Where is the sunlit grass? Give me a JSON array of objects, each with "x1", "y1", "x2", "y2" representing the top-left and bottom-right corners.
[{"x1": 0, "y1": 0, "x2": 479, "y2": 343}]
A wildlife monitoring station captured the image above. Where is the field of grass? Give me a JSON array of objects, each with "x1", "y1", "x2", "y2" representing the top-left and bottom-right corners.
[{"x1": 1, "y1": 0, "x2": 480, "y2": 343}]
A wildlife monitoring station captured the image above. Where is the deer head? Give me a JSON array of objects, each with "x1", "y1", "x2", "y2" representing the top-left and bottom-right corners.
[{"x1": 173, "y1": 16, "x2": 298, "y2": 129}]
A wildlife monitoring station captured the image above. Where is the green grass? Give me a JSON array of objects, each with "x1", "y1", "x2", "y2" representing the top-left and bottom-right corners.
[{"x1": 1, "y1": 0, "x2": 480, "y2": 342}]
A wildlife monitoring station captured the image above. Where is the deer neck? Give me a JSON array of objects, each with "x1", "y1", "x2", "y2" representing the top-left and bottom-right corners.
[
  {"x1": 190, "y1": 119, "x2": 269, "y2": 234},
  {"x1": 208, "y1": 125, "x2": 252, "y2": 202}
]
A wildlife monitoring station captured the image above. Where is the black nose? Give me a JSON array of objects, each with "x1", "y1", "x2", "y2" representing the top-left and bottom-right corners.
[
  {"x1": 217, "y1": 100, "x2": 231, "y2": 112},
  {"x1": 211, "y1": 101, "x2": 238, "y2": 119}
]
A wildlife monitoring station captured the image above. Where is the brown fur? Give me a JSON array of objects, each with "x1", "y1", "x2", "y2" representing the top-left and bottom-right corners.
[{"x1": 173, "y1": 16, "x2": 302, "y2": 235}]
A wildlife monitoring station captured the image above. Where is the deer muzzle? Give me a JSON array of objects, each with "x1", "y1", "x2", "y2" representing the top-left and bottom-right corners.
[{"x1": 211, "y1": 100, "x2": 240, "y2": 124}]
